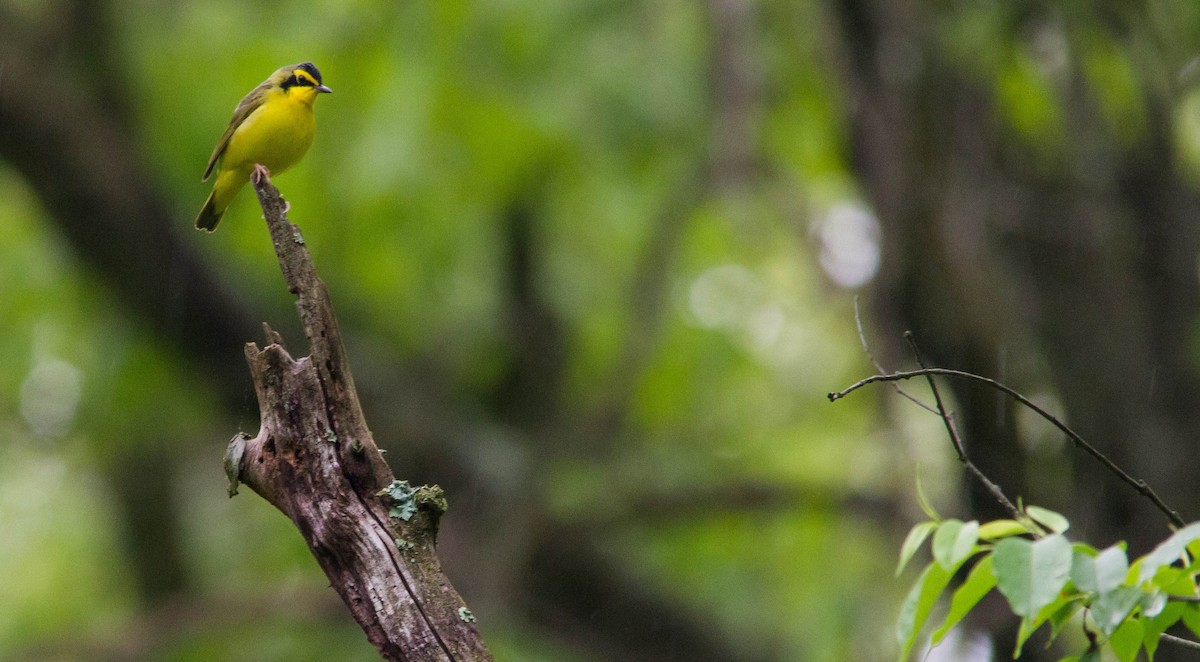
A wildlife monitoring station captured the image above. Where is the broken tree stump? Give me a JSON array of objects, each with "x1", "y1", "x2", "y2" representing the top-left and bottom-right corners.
[{"x1": 223, "y1": 177, "x2": 492, "y2": 661}]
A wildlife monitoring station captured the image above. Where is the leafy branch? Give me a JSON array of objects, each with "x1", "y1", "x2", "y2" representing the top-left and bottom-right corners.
[{"x1": 831, "y1": 332, "x2": 1199, "y2": 661}]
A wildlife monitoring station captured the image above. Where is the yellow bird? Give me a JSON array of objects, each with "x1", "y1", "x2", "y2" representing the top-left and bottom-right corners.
[{"x1": 195, "y1": 62, "x2": 332, "y2": 231}]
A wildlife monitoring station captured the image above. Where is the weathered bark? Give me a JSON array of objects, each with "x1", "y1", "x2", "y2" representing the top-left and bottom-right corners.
[{"x1": 226, "y1": 177, "x2": 491, "y2": 661}]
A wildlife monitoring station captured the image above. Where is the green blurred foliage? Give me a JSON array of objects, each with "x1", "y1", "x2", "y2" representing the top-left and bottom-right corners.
[
  {"x1": 0, "y1": 1, "x2": 927, "y2": 659},
  {"x1": 4, "y1": 0, "x2": 1196, "y2": 660}
]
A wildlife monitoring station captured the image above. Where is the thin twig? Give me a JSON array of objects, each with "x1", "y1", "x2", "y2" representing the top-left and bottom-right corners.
[
  {"x1": 829, "y1": 366, "x2": 1186, "y2": 528},
  {"x1": 899, "y1": 333, "x2": 1022, "y2": 522},
  {"x1": 853, "y1": 298, "x2": 937, "y2": 415},
  {"x1": 902, "y1": 333, "x2": 965, "y2": 462},
  {"x1": 1161, "y1": 634, "x2": 1200, "y2": 651}
]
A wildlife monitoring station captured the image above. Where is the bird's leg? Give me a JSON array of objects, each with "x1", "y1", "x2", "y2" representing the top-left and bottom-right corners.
[
  {"x1": 250, "y1": 164, "x2": 290, "y2": 214},
  {"x1": 250, "y1": 163, "x2": 272, "y2": 186}
]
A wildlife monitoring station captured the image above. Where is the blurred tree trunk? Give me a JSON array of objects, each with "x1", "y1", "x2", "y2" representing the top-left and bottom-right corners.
[{"x1": 827, "y1": 0, "x2": 1028, "y2": 522}]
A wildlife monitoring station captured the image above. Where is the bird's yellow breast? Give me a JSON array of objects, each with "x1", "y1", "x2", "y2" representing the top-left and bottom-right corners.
[{"x1": 222, "y1": 87, "x2": 318, "y2": 176}]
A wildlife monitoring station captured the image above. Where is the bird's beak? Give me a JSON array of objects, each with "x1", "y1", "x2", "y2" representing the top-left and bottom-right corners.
[{"x1": 316, "y1": 84, "x2": 333, "y2": 94}]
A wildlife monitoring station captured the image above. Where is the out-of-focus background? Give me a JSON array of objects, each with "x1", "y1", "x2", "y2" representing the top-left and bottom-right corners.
[{"x1": 3, "y1": 1, "x2": 1200, "y2": 660}]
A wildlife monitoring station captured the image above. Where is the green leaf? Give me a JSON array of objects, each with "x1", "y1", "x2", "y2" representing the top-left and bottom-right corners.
[
  {"x1": 1014, "y1": 593, "x2": 1074, "y2": 658},
  {"x1": 1138, "y1": 522, "x2": 1200, "y2": 584},
  {"x1": 1070, "y1": 551, "x2": 1097, "y2": 592},
  {"x1": 1072, "y1": 541, "x2": 1099, "y2": 557},
  {"x1": 1091, "y1": 586, "x2": 1142, "y2": 636},
  {"x1": 1025, "y1": 505, "x2": 1070, "y2": 534},
  {"x1": 932, "y1": 520, "x2": 979, "y2": 570},
  {"x1": 978, "y1": 519, "x2": 1029, "y2": 540},
  {"x1": 1186, "y1": 537, "x2": 1200, "y2": 566},
  {"x1": 1141, "y1": 590, "x2": 1167, "y2": 619},
  {"x1": 1071, "y1": 545, "x2": 1128, "y2": 594},
  {"x1": 1156, "y1": 565, "x2": 1197, "y2": 595},
  {"x1": 915, "y1": 472, "x2": 942, "y2": 522},
  {"x1": 1092, "y1": 546, "x2": 1129, "y2": 593},
  {"x1": 931, "y1": 554, "x2": 996, "y2": 644},
  {"x1": 897, "y1": 521, "x2": 937, "y2": 576},
  {"x1": 1181, "y1": 603, "x2": 1200, "y2": 639},
  {"x1": 1142, "y1": 600, "x2": 1185, "y2": 660},
  {"x1": 1048, "y1": 598, "x2": 1084, "y2": 641},
  {"x1": 1107, "y1": 617, "x2": 1142, "y2": 662},
  {"x1": 994, "y1": 534, "x2": 1073, "y2": 617},
  {"x1": 1014, "y1": 616, "x2": 1038, "y2": 657},
  {"x1": 896, "y1": 563, "x2": 953, "y2": 661}
]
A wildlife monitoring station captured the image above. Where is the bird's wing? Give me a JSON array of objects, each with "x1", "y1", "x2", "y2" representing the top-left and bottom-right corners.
[{"x1": 202, "y1": 81, "x2": 271, "y2": 181}]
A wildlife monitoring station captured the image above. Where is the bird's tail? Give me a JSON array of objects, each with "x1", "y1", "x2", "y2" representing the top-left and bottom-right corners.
[{"x1": 195, "y1": 190, "x2": 223, "y2": 232}]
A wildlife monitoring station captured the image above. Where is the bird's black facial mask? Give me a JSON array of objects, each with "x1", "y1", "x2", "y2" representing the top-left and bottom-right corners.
[{"x1": 282, "y1": 63, "x2": 329, "y2": 92}]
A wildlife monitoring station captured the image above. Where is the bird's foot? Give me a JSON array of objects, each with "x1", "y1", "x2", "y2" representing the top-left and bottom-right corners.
[
  {"x1": 282, "y1": 200, "x2": 291, "y2": 214},
  {"x1": 250, "y1": 163, "x2": 272, "y2": 186}
]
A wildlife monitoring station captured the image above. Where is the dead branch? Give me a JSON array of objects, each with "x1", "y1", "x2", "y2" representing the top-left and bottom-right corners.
[{"x1": 224, "y1": 177, "x2": 492, "y2": 661}]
